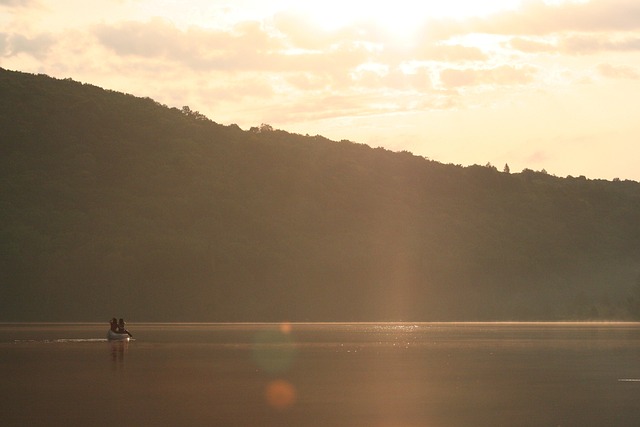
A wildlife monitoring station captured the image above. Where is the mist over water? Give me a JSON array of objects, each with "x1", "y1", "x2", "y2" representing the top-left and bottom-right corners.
[{"x1": 2, "y1": 322, "x2": 640, "y2": 426}]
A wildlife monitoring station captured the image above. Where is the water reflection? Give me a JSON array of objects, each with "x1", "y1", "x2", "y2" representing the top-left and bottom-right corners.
[
  {"x1": 110, "y1": 340, "x2": 128, "y2": 369},
  {"x1": 3, "y1": 322, "x2": 640, "y2": 426}
]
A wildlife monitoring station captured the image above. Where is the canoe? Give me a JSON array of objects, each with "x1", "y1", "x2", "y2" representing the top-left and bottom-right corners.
[{"x1": 107, "y1": 329, "x2": 130, "y2": 341}]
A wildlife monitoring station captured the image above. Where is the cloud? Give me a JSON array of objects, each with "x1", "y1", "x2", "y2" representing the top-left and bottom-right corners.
[
  {"x1": 195, "y1": 77, "x2": 276, "y2": 104},
  {"x1": 93, "y1": 18, "x2": 284, "y2": 71},
  {"x1": 268, "y1": 93, "x2": 383, "y2": 123},
  {"x1": 272, "y1": 11, "x2": 326, "y2": 50},
  {"x1": 273, "y1": 11, "x2": 487, "y2": 65},
  {"x1": 260, "y1": 89, "x2": 451, "y2": 124},
  {"x1": 349, "y1": 66, "x2": 435, "y2": 92},
  {"x1": 411, "y1": 43, "x2": 487, "y2": 62},
  {"x1": 284, "y1": 72, "x2": 334, "y2": 91},
  {"x1": 508, "y1": 34, "x2": 640, "y2": 55},
  {"x1": 560, "y1": 34, "x2": 640, "y2": 54},
  {"x1": 92, "y1": 17, "x2": 378, "y2": 78},
  {"x1": 272, "y1": 11, "x2": 389, "y2": 51},
  {"x1": 7, "y1": 0, "x2": 633, "y2": 131},
  {"x1": 0, "y1": 32, "x2": 54, "y2": 58},
  {"x1": 387, "y1": 68, "x2": 434, "y2": 92},
  {"x1": 439, "y1": 65, "x2": 537, "y2": 88},
  {"x1": 507, "y1": 37, "x2": 555, "y2": 54},
  {"x1": 597, "y1": 63, "x2": 639, "y2": 80},
  {"x1": 472, "y1": 0, "x2": 640, "y2": 36},
  {"x1": 413, "y1": 0, "x2": 640, "y2": 42},
  {"x1": 525, "y1": 150, "x2": 550, "y2": 166},
  {"x1": 0, "y1": 0, "x2": 36, "y2": 6}
]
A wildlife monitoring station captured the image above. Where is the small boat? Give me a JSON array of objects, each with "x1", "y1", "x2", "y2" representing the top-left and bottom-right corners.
[{"x1": 107, "y1": 329, "x2": 131, "y2": 341}]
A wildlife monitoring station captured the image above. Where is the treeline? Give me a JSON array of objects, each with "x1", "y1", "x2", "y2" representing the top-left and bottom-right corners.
[{"x1": 1, "y1": 68, "x2": 640, "y2": 321}]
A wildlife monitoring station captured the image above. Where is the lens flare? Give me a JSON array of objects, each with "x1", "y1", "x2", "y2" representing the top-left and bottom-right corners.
[
  {"x1": 252, "y1": 327, "x2": 297, "y2": 374},
  {"x1": 279, "y1": 322, "x2": 292, "y2": 334},
  {"x1": 265, "y1": 380, "x2": 297, "y2": 411}
]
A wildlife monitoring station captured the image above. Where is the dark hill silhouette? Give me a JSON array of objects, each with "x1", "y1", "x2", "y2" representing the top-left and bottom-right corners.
[{"x1": 1, "y1": 67, "x2": 639, "y2": 321}]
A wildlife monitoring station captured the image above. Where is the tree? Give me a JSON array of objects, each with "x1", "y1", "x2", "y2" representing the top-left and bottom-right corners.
[
  {"x1": 250, "y1": 123, "x2": 274, "y2": 133},
  {"x1": 503, "y1": 163, "x2": 510, "y2": 174},
  {"x1": 181, "y1": 105, "x2": 208, "y2": 121}
]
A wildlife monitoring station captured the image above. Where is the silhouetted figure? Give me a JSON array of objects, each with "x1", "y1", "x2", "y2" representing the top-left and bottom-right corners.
[
  {"x1": 116, "y1": 318, "x2": 133, "y2": 337},
  {"x1": 110, "y1": 318, "x2": 118, "y2": 332}
]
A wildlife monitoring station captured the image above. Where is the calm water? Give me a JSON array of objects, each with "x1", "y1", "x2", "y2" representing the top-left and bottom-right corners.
[{"x1": 1, "y1": 322, "x2": 640, "y2": 426}]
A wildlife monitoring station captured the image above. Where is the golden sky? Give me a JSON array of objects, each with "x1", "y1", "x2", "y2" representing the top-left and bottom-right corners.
[{"x1": 2, "y1": 0, "x2": 639, "y2": 180}]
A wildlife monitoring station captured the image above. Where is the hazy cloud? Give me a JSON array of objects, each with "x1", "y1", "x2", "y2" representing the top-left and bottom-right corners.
[
  {"x1": 597, "y1": 63, "x2": 639, "y2": 80},
  {"x1": 272, "y1": 11, "x2": 326, "y2": 50},
  {"x1": 411, "y1": 43, "x2": 487, "y2": 62},
  {"x1": 2, "y1": 0, "x2": 639, "y2": 180},
  {"x1": 561, "y1": 34, "x2": 640, "y2": 54},
  {"x1": 273, "y1": 11, "x2": 487, "y2": 66},
  {"x1": 526, "y1": 150, "x2": 550, "y2": 165},
  {"x1": 261, "y1": 91, "x2": 420, "y2": 123},
  {"x1": 272, "y1": 11, "x2": 388, "y2": 51},
  {"x1": 0, "y1": 32, "x2": 54, "y2": 58},
  {"x1": 439, "y1": 65, "x2": 537, "y2": 88},
  {"x1": 350, "y1": 66, "x2": 434, "y2": 92},
  {"x1": 413, "y1": 0, "x2": 640, "y2": 43},
  {"x1": 508, "y1": 34, "x2": 640, "y2": 55},
  {"x1": 198, "y1": 78, "x2": 276, "y2": 103},
  {"x1": 507, "y1": 37, "x2": 556, "y2": 54},
  {"x1": 469, "y1": 0, "x2": 640, "y2": 36},
  {"x1": 94, "y1": 18, "x2": 283, "y2": 71},
  {"x1": 93, "y1": 18, "x2": 379, "y2": 78},
  {"x1": 0, "y1": 0, "x2": 36, "y2": 6},
  {"x1": 285, "y1": 72, "x2": 334, "y2": 91}
]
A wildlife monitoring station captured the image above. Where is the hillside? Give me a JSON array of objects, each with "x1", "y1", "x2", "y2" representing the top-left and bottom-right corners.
[{"x1": 1, "y1": 68, "x2": 640, "y2": 321}]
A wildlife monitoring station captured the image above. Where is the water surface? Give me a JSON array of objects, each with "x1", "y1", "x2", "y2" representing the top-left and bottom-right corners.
[{"x1": 1, "y1": 322, "x2": 639, "y2": 426}]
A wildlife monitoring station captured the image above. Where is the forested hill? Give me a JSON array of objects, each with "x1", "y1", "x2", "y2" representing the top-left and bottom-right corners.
[{"x1": 2, "y1": 68, "x2": 640, "y2": 322}]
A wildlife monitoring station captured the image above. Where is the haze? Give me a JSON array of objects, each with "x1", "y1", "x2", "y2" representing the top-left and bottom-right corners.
[{"x1": 2, "y1": 0, "x2": 639, "y2": 181}]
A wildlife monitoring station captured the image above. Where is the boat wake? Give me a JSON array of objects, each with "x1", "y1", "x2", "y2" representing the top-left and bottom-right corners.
[{"x1": 13, "y1": 338, "x2": 109, "y2": 343}]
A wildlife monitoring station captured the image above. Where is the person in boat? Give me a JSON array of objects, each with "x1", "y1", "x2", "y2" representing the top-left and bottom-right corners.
[
  {"x1": 110, "y1": 318, "x2": 118, "y2": 332},
  {"x1": 116, "y1": 318, "x2": 133, "y2": 337}
]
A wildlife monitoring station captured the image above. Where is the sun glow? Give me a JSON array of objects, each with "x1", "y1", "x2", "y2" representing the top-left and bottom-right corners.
[{"x1": 296, "y1": 0, "x2": 523, "y2": 33}]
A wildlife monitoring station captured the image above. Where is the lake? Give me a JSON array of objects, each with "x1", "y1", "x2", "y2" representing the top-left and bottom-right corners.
[{"x1": 1, "y1": 322, "x2": 639, "y2": 426}]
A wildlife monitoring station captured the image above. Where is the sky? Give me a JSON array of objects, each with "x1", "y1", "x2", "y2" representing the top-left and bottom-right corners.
[{"x1": 2, "y1": 0, "x2": 640, "y2": 181}]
